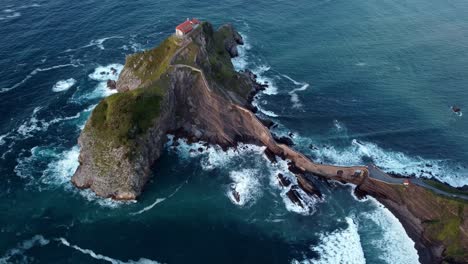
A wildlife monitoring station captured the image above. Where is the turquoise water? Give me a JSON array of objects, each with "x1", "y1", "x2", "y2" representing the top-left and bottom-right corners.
[{"x1": 1, "y1": 0, "x2": 467, "y2": 263}]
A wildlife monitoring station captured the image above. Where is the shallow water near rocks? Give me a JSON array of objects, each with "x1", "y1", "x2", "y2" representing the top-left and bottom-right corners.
[{"x1": 1, "y1": 0, "x2": 467, "y2": 263}]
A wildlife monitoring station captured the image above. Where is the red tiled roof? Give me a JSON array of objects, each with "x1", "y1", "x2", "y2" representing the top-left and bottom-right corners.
[
  {"x1": 191, "y1": 18, "x2": 200, "y2": 24},
  {"x1": 176, "y1": 20, "x2": 193, "y2": 33}
]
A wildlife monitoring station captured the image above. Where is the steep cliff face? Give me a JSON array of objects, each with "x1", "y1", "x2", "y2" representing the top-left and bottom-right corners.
[
  {"x1": 354, "y1": 179, "x2": 468, "y2": 264},
  {"x1": 72, "y1": 22, "x2": 267, "y2": 199}
]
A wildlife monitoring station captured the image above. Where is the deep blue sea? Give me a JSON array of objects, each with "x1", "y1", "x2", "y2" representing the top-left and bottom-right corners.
[{"x1": 1, "y1": 0, "x2": 467, "y2": 263}]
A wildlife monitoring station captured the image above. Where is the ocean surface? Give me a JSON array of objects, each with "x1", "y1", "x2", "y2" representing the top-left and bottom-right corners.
[{"x1": 1, "y1": 0, "x2": 467, "y2": 263}]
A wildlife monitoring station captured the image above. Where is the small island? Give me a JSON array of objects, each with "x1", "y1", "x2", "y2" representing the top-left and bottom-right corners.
[{"x1": 71, "y1": 20, "x2": 468, "y2": 264}]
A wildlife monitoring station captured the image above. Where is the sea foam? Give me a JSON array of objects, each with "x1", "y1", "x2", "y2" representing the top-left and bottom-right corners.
[
  {"x1": 292, "y1": 217, "x2": 366, "y2": 264},
  {"x1": 283, "y1": 74, "x2": 310, "y2": 109},
  {"x1": 361, "y1": 198, "x2": 420, "y2": 264},
  {"x1": 57, "y1": 238, "x2": 162, "y2": 264},
  {"x1": 227, "y1": 169, "x2": 262, "y2": 206},
  {"x1": 0, "y1": 235, "x2": 50, "y2": 263},
  {"x1": 52, "y1": 78, "x2": 76, "y2": 92},
  {"x1": 1, "y1": 63, "x2": 79, "y2": 94}
]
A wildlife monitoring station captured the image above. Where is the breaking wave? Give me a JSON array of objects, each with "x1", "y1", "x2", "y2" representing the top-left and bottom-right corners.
[
  {"x1": 227, "y1": 169, "x2": 262, "y2": 206},
  {"x1": 267, "y1": 159, "x2": 321, "y2": 215},
  {"x1": 1, "y1": 63, "x2": 79, "y2": 94},
  {"x1": 283, "y1": 74, "x2": 310, "y2": 108},
  {"x1": 360, "y1": 198, "x2": 420, "y2": 264},
  {"x1": 65, "y1": 36, "x2": 124, "y2": 52},
  {"x1": 57, "y1": 238, "x2": 162, "y2": 264},
  {"x1": 131, "y1": 176, "x2": 189, "y2": 215},
  {"x1": 0, "y1": 11, "x2": 21, "y2": 21},
  {"x1": 169, "y1": 137, "x2": 320, "y2": 213},
  {"x1": 88, "y1": 64, "x2": 123, "y2": 82},
  {"x1": 306, "y1": 137, "x2": 468, "y2": 187},
  {"x1": 292, "y1": 217, "x2": 366, "y2": 264},
  {"x1": 15, "y1": 107, "x2": 81, "y2": 139},
  {"x1": 52, "y1": 78, "x2": 76, "y2": 92},
  {"x1": 0, "y1": 235, "x2": 50, "y2": 263}
]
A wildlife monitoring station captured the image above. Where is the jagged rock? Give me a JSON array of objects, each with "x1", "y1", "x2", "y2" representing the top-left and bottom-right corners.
[
  {"x1": 297, "y1": 174, "x2": 322, "y2": 198},
  {"x1": 286, "y1": 186, "x2": 304, "y2": 208},
  {"x1": 277, "y1": 173, "x2": 291, "y2": 187},
  {"x1": 452, "y1": 106, "x2": 461, "y2": 113},
  {"x1": 273, "y1": 133, "x2": 294, "y2": 146},
  {"x1": 259, "y1": 117, "x2": 275, "y2": 129},
  {"x1": 220, "y1": 24, "x2": 244, "y2": 58},
  {"x1": 231, "y1": 188, "x2": 240, "y2": 203},
  {"x1": 107, "y1": 80, "x2": 117, "y2": 89},
  {"x1": 264, "y1": 148, "x2": 277, "y2": 163}
]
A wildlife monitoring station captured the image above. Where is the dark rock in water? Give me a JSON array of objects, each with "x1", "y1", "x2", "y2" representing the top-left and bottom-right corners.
[
  {"x1": 452, "y1": 106, "x2": 461, "y2": 113},
  {"x1": 231, "y1": 189, "x2": 240, "y2": 203},
  {"x1": 222, "y1": 24, "x2": 244, "y2": 58},
  {"x1": 286, "y1": 186, "x2": 304, "y2": 208},
  {"x1": 297, "y1": 174, "x2": 322, "y2": 198},
  {"x1": 354, "y1": 186, "x2": 368, "y2": 200},
  {"x1": 264, "y1": 148, "x2": 277, "y2": 163},
  {"x1": 259, "y1": 118, "x2": 275, "y2": 129},
  {"x1": 272, "y1": 133, "x2": 294, "y2": 146},
  {"x1": 288, "y1": 161, "x2": 306, "y2": 174},
  {"x1": 110, "y1": 67, "x2": 117, "y2": 75},
  {"x1": 198, "y1": 147, "x2": 204, "y2": 153},
  {"x1": 107, "y1": 80, "x2": 117, "y2": 89},
  {"x1": 277, "y1": 173, "x2": 291, "y2": 187},
  {"x1": 100, "y1": 71, "x2": 106, "y2": 75}
]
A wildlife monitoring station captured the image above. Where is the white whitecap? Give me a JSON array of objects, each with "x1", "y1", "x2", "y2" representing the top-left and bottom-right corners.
[
  {"x1": 1, "y1": 63, "x2": 79, "y2": 94},
  {"x1": 227, "y1": 169, "x2": 262, "y2": 206},
  {"x1": 300, "y1": 133, "x2": 468, "y2": 187},
  {"x1": 232, "y1": 33, "x2": 251, "y2": 71},
  {"x1": 283, "y1": 74, "x2": 310, "y2": 109},
  {"x1": 41, "y1": 146, "x2": 80, "y2": 186},
  {"x1": 52, "y1": 78, "x2": 76, "y2": 92},
  {"x1": 131, "y1": 176, "x2": 189, "y2": 215},
  {"x1": 252, "y1": 102, "x2": 279, "y2": 117},
  {"x1": 361, "y1": 198, "x2": 420, "y2": 264},
  {"x1": 292, "y1": 217, "x2": 366, "y2": 264},
  {"x1": 88, "y1": 64, "x2": 123, "y2": 82},
  {"x1": 0, "y1": 235, "x2": 50, "y2": 263},
  {"x1": 268, "y1": 159, "x2": 320, "y2": 215},
  {"x1": 56, "y1": 238, "x2": 162, "y2": 264}
]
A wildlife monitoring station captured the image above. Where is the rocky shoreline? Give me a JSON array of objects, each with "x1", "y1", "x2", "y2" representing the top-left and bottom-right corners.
[{"x1": 72, "y1": 21, "x2": 467, "y2": 263}]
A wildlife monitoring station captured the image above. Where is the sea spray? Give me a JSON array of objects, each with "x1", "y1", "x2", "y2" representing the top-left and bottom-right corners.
[
  {"x1": 292, "y1": 217, "x2": 366, "y2": 264},
  {"x1": 52, "y1": 78, "x2": 76, "y2": 92}
]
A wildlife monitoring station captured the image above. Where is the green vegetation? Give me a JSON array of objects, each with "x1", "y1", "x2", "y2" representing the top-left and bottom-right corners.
[
  {"x1": 172, "y1": 41, "x2": 199, "y2": 67},
  {"x1": 422, "y1": 190, "x2": 467, "y2": 259},
  {"x1": 87, "y1": 78, "x2": 167, "y2": 147},
  {"x1": 423, "y1": 179, "x2": 468, "y2": 196},
  {"x1": 201, "y1": 22, "x2": 252, "y2": 99},
  {"x1": 125, "y1": 36, "x2": 180, "y2": 84},
  {"x1": 85, "y1": 21, "x2": 252, "y2": 164}
]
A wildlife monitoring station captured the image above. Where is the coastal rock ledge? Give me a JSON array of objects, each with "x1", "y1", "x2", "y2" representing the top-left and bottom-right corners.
[{"x1": 72, "y1": 21, "x2": 468, "y2": 264}]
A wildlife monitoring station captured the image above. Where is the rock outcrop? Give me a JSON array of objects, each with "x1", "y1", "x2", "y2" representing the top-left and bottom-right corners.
[{"x1": 72, "y1": 21, "x2": 468, "y2": 263}]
